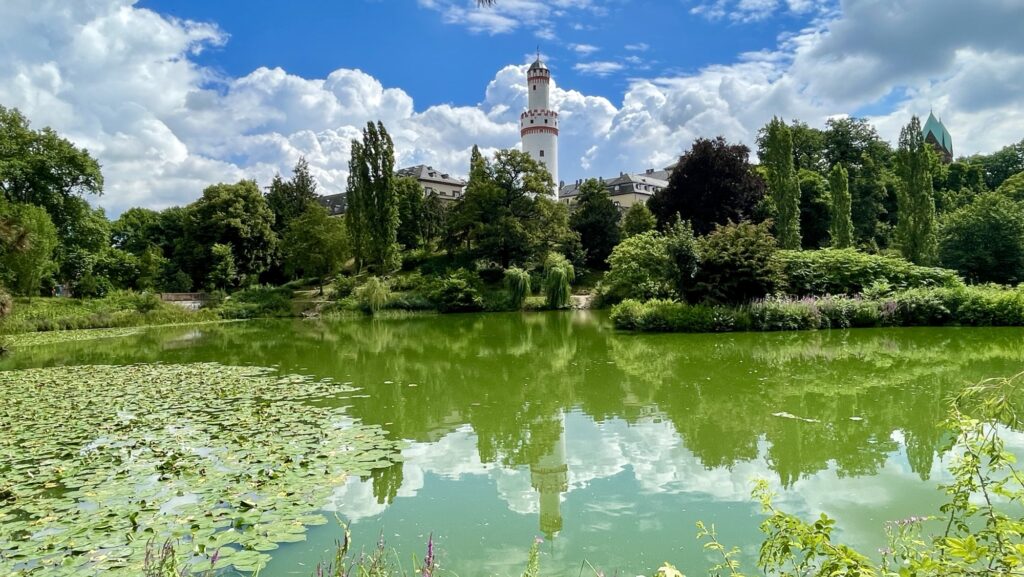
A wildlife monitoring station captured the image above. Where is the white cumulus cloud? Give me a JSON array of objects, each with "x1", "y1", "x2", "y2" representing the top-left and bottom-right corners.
[{"x1": 1, "y1": 0, "x2": 1022, "y2": 216}]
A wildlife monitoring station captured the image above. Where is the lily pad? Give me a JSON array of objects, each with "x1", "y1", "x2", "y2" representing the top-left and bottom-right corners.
[{"x1": 0, "y1": 363, "x2": 401, "y2": 576}]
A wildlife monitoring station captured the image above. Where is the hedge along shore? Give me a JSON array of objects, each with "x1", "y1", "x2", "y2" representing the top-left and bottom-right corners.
[{"x1": 610, "y1": 284, "x2": 1024, "y2": 332}]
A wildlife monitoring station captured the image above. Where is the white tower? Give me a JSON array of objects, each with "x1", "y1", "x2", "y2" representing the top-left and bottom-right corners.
[{"x1": 520, "y1": 54, "x2": 559, "y2": 198}]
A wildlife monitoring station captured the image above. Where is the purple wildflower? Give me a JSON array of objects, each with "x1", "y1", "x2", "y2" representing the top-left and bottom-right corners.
[
  {"x1": 422, "y1": 533, "x2": 435, "y2": 577},
  {"x1": 210, "y1": 549, "x2": 220, "y2": 567}
]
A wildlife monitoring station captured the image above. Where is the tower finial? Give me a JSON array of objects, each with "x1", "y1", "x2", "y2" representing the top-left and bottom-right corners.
[{"x1": 536, "y1": 45, "x2": 540, "y2": 61}]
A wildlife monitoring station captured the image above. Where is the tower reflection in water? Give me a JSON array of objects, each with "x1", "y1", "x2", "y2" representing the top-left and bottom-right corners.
[{"x1": 529, "y1": 411, "x2": 567, "y2": 539}]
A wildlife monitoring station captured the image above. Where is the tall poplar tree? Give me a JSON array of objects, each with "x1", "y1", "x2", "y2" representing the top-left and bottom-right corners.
[
  {"x1": 828, "y1": 163, "x2": 854, "y2": 248},
  {"x1": 345, "y1": 140, "x2": 369, "y2": 270},
  {"x1": 895, "y1": 116, "x2": 938, "y2": 264},
  {"x1": 762, "y1": 117, "x2": 801, "y2": 249},
  {"x1": 365, "y1": 122, "x2": 399, "y2": 271},
  {"x1": 346, "y1": 122, "x2": 400, "y2": 272}
]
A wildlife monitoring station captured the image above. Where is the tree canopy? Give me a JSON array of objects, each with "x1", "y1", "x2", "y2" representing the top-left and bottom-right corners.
[
  {"x1": 939, "y1": 193, "x2": 1024, "y2": 284},
  {"x1": 570, "y1": 178, "x2": 621, "y2": 269},
  {"x1": 186, "y1": 180, "x2": 277, "y2": 287},
  {"x1": 649, "y1": 137, "x2": 765, "y2": 235}
]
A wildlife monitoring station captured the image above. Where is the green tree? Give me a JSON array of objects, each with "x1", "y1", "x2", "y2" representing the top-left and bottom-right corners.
[
  {"x1": 543, "y1": 253, "x2": 574, "y2": 309},
  {"x1": 996, "y1": 171, "x2": 1024, "y2": 202},
  {"x1": 449, "y1": 148, "x2": 555, "y2": 267},
  {"x1": 649, "y1": 137, "x2": 765, "y2": 235},
  {"x1": 761, "y1": 117, "x2": 801, "y2": 249},
  {"x1": 345, "y1": 140, "x2": 368, "y2": 269},
  {"x1": 971, "y1": 138, "x2": 1024, "y2": 190},
  {"x1": 281, "y1": 203, "x2": 349, "y2": 293},
  {"x1": 187, "y1": 180, "x2": 277, "y2": 286},
  {"x1": 570, "y1": 178, "x2": 621, "y2": 269},
  {"x1": 420, "y1": 192, "x2": 447, "y2": 246},
  {"x1": 797, "y1": 169, "x2": 831, "y2": 249},
  {"x1": 0, "y1": 106, "x2": 103, "y2": 246},
  {"x1": 939, "y1": 193, "x2": 1024, "y2": 284},
  {"x1": 55, "y1": 199, "x2": 112, "y2": 287},
  {"x1": 895, "y1": 116, "x2": 938, "y2": 265},
  {"x1": 346, "y1": 122, "x2": 399, "y2": 272},
  {"x1": 111, "y1": 207, "x2": 160, "y2": 255},
  {"x1": 828, "y1": 164, "x2": 854, "y2": 248},
  {"x1": 394, "y1": 176, "x2": 425, "y2": 249},
  {"x1": 621, "y1": 203, "x2": 656, "y2": 237},
  {"x1": 823, "y1": 117, "x2": 894, "y2": 247},
  {"x1": 266, "y1": 157, "x2": 318, "y2": 233},
  {"x1": 0, "y1": 202, "x2": 58, "y2": 295},
  {"x1": 92, "y1": 247, "x2": 141, "y2": 290},
  {"x1": 208, "y1": 243, "x2": 238, "y2": 290},
  {"x1": 665, "y1": 218, "x2": 700, "y2": 299}
]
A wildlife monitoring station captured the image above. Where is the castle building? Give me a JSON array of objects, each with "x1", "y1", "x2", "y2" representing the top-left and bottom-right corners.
[
  {"x1": 396, "y1": 164, "x2": 466, "y2": 203},
  {"x1": 317, "y1": 163, "x2": 466, "y2": 216},
  {"x1": 923, "y1": 111, "x2": 953, "y2": 164},
  {"x1": 521, "y1": 55, "x2": 559, "y2": 198},
  {"x1": 558, "y1": 165, "x2": 674, "y2": 211}
]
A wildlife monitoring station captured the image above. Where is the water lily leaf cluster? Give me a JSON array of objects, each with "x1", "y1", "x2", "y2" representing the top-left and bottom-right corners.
[{"x1": 0, "y1": 363, "x2": 401, "y2": 576}]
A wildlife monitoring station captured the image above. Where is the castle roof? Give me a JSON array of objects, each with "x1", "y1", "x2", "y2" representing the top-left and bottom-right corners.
[
  {"x1": 396, "y1": 164, "x2": 466, "y2": 186},
  {"x1": 923, "y1": 112, "x2": 953, "y2": 153},
  {"x1": 529, "y1": 56, "x2": 549, "y2": 72}
]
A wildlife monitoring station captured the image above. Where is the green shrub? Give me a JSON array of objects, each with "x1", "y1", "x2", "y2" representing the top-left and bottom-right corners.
[
  {"x1": 774, "y1": 248, "x2": 962, "y2": 296},
  {"x1": 504, "y1": 267, "x2": 531, "y2": 309},
  {"x1": 601, "y1": 231, "x2": 676, "y2": 304},
  {"x1": 390, "y1": 272, "x2": 425, "y2": 292},
  {"x1": 951, "y1": 285, "x2": 1024, "y2": 326},
  {"x1": 384, "y1": 293, "x2": 436, "y2": 312},
  {"x1": 749, "y1": 296, "x2": 821, "y2": 331},
  {"x1": 219, "y1": 285, "x2": 293, "y2": 319},
  {"x1": 332, "y1": 275, "x2": 358, "y2": 300},
  {"x1": 885, "y1": 286, "x2": 962, "y2": 326},
  {"x1": 543, "y1": 254, "x2": 574, "y2": 309},
  {"x1": 694, "y1": 221, "x2": 783, "y2": 304},
  {"x1": 610, "y1": 299, "x2": 738, "y2": 332},
  {"x1": 428, "y1": 270, "x2": 483, "y2": 313}
]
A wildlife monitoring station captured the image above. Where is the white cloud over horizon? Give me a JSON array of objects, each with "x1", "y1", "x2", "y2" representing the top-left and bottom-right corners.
[{"x1": 1, "y1": 0, "x2": 1023, "y2": 215}]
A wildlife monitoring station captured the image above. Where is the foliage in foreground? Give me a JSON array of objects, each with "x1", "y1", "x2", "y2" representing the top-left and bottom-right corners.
[{"x1": 0, "y1": 363, "x2": 401, "y2": 576}]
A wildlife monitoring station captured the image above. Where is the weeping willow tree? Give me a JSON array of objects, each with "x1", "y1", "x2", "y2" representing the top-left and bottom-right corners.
[
  {"x1": 543, "y1": 254, "x2": 574, "y2": 309},
  {"x1": 504, "y1": 267, "x2": 531, "y2": 309},
  {"x1": 357, "y1": 277, "x2": 390, "y2": 314}
]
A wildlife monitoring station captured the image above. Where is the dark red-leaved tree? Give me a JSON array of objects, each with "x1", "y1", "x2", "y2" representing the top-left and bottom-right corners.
[{"x1": 649, "y1": 137, "x2": 766, "y2": 235}]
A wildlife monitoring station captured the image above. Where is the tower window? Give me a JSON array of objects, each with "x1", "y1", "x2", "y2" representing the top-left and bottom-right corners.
[
  {"x1": 533, "y1": 85, "x2": 537, "y2": 91},
  {"x1": 544, "y1": 119, "x2": 548, "y2": 124},
  {"x1": 540, "y1": 150, "x2": 545, "y2": 157},
  {"x1": 530, "y1": 119, "x2": 534, "y2": 124}
]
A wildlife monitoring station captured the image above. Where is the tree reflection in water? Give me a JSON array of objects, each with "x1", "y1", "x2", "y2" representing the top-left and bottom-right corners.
[{"x1": 6, "y1": 313, "x2": 1024, "y2": 550}]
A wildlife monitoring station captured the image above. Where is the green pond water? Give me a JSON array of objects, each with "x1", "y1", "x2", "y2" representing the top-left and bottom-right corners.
[{"x1": 4, "y1": 311, "x2": 1024, "y2": 576}]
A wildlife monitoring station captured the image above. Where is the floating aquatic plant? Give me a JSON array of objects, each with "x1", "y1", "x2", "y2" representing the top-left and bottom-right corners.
[{"x1": 0, "y1": 363, "x2": 401, "y2": 576}]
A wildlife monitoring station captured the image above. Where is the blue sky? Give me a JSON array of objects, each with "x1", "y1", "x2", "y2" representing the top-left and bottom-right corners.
[
  {"x1": 140, "y1": 0, "x2": 809, "y2": 108},
  {"x1": 2, "y1": 0, "x2": 1023, "y2": 214}
]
